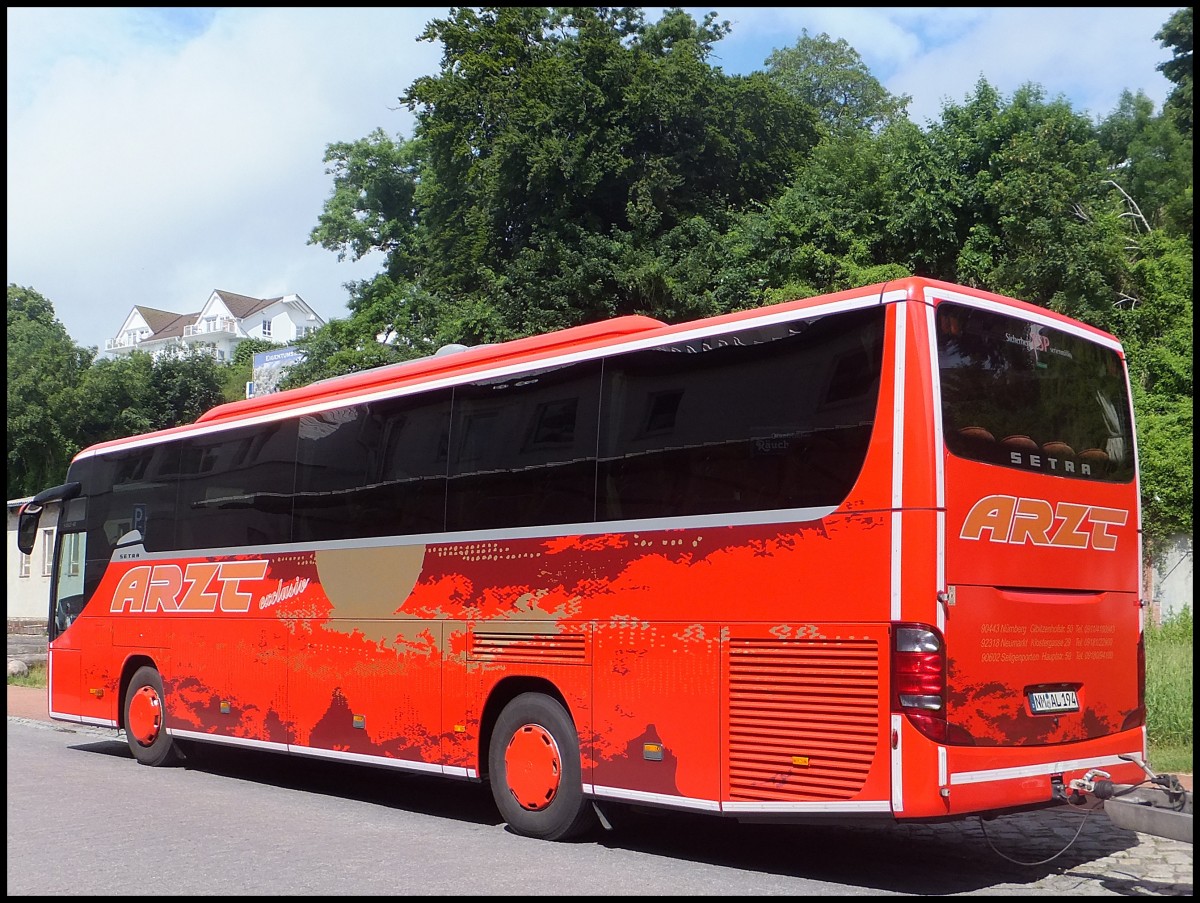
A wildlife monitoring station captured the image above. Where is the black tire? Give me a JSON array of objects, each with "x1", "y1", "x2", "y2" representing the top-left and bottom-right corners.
[
  {"x1": 488, "y1": 692, "x2": 596, "y2": 841},
  {"x1": 123, "y1": 665, "x2": 180, "y2": 766}
]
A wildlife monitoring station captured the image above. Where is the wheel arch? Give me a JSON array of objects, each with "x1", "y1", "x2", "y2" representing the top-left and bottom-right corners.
[{"x1": 478, "y1": 676, "x2": 572, "y2": 781}]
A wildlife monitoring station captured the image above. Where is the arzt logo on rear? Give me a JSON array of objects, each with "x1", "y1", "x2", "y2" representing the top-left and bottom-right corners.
[{"x1": 960, "y1": 495, "x2": 1127, "y2": 550}]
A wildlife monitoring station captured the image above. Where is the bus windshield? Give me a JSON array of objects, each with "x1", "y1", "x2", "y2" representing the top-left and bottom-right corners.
[{"x1": 937, "y1": 302, "x2": 1135, "y2": 482}]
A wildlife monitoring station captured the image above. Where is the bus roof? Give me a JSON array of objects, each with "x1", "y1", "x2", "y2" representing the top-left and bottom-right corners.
[
  {"x1": 194, "y1": 313, "x2": 665, "y2": 425},
  {"x1": 75, "y1": 276, "x2": 1123, "y2": 458}
]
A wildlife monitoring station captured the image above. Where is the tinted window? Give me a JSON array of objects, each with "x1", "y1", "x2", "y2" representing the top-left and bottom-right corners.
[
  {"x1": 937, "y1": 303, "x2": 1135, "y2": 482},
  {"x1": 65, "y1": 456, "x2": 106, "y2": 603},
  {"x1": 83, "y1": 444, "x2": 180, "y2": 558},
  {"x1": 598, "y1": 306, "x2": 885, "y2": 520},
  {"x1": 293, "y1": 391, "x2": 451, "y2": 541},
  {"x1": 175, "y1": 421, "x2": 298, "y2": 550},
  {"x1": 446, "y1": 361, "x2": 602, "y2": 531}
]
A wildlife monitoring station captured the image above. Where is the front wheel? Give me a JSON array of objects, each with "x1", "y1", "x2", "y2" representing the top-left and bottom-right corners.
[
  {"x1": 123, "y1": 665, "x2": 180, "y2": 766},
  {"x1": 489, "y1": 693, "x2": 596, "y2": 841}
]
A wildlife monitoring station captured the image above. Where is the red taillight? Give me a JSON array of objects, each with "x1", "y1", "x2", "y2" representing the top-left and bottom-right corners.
[
  {"x1": 891, "y1": 623, "x2": 974, "y2": 745},
  {"x1": 891, "y1": 624, "x2": 945, "y2": 711}
]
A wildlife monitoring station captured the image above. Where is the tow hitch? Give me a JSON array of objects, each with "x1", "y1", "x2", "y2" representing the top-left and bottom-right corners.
[{"x1": 1074, "y1": 755, "x2": 1193, "y2": 844}]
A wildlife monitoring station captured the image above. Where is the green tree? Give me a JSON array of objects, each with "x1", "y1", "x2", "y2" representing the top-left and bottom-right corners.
[
  {"x1": 1156, "y1": 7, "x2": 1193, "y2": 136},
  {"x1": 919, "y1": 81, "x2": 1119, "y2": 312},
  {"x1": 147, "y1": 347, "x2": 226, "y2": 426},
  {"x1": 1098, "y1": 90, "x2": 1192, "y2": 236},
  {"x1": 698, "y1": 129, "x2": 910, "y2": 309},
  {"x1": 1112, "y1": 231, "x2": 1193, "y2": 537},
  {"x1": 68, "y1": 348, "x2": 225, "y2": 447},
  {"x1": 309, "y1": 129, "x2": 423, "y2": 277},
  {"x1": 297, "y1": 7, "x2": 1190, "y2": 546},
  {"x1": 67, "y1": 352, "x2": 157, "y2": 446},
  {"x1": 765, "y1": 29, "x2": 911, "y2": 135},
  {"x1": 7, "y1": 285, "x2": 93, "y2": 497},
  {"x1": 309, "y1": 5, "x2": 818, "y2": 357}
]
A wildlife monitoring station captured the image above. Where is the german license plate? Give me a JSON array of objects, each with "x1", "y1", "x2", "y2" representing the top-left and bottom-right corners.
[{"x1": 1028, "y1": 689, "x2": 1079, "y2": 714}]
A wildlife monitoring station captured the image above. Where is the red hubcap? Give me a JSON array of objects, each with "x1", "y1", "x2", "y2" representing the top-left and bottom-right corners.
[
  {"x1": 504, "y1": 724, "x2": 562, "y2": 811},
  {"x1": 128, "y1": 685, "x2": 162, "y2": 746}
]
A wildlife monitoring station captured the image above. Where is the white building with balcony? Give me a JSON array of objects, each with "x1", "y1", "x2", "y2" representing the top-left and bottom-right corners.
[{"x1": 105, "y1": 290, "x2": 325, "y2": 362}]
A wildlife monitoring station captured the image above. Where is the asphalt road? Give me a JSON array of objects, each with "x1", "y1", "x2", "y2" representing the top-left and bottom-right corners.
[{"x1": 6, "y1": 715, "x2": 1192, "y2": 896}]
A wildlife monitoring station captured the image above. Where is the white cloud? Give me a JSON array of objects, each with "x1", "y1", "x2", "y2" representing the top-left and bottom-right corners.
[
  {"x1": 702, "y1": 7, "x2": 1175, "y2": 124},
  {"x1": 8, "y1": 8, "x2": 442, "y2": 350},
  {"x1": 7, "y1": 7, "x2": 1181, "y2": 351}
]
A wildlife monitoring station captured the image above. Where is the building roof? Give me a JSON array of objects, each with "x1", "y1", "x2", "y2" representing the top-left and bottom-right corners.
[
  {"x1": 135, "y1": 306, "x2": 193, "y2": 335},
  {"x1": 137, "y1": 308, "x2": 197, "y2": 341},
  {"x1": 213, "y1": 290, "x2": 277, "y2": 319}
]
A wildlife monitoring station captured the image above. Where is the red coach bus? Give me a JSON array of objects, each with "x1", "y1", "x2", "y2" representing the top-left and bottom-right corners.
[{"x1": 20, "y1": 276, "x2": 1147, "y2": 841}]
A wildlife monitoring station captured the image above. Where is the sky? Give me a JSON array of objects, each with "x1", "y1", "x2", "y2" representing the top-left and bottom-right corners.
[{"x1": 7, "y1": 7, "x2": 1181, "y2": 353}]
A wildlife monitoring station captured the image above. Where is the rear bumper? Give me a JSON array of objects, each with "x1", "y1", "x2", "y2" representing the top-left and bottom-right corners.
[{"x1": 938, "y1": 727, "x2": 1147, "y2": 817}]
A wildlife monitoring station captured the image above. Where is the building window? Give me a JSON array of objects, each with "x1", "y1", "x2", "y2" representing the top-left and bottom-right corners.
[
  {"x1": 66, "y1": 533, "x2": 82, "y2": 577},
  {"x1": 262, "y1": 318, "x2": 272, "y2": 337},
  {"x1": 19, "y1": 552, "x2": 30, "y2": 578},
  {"x1": 41, "y1": 528, "x2": 54, "y2": 576}
]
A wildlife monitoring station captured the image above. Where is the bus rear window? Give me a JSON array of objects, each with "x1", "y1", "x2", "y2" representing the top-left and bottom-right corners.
[{"x1": 937, "y1": 303, "x2": 1134, "y2": 483}]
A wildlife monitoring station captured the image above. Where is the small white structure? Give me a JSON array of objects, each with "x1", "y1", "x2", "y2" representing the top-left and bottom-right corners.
[
  {"x1": 1145, "y1": 534, "x2": 1194, "y2": 622},
  {"x1": 6, "y1": 497, "x2": 61, "y2": 622},
  {"x1": 104, "y1": 290, "x2": 324, "y2": 362}
]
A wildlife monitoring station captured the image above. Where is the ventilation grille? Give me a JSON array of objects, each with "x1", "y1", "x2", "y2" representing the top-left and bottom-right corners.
[
  {"x1": 469, "y1": 631, "x2": 588, "y2": 664},
  {"x1": 728, "y1": 637, "x2": 880, "y2": 802}
]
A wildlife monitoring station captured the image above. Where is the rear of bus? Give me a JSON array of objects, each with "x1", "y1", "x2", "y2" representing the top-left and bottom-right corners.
[{"x1": 915, "y1": 283, "x2": 1146, "y2": 817}]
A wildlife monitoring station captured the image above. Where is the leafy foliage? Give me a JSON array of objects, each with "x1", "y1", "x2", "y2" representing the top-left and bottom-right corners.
[
  {"x1": 765, "y1": 29, "x2": 911, "y2": 135},
  {"x1": 1156, "y1": 7, "x2": 1193, "y2": 136},
  {"x1": 64, "y1": 347, "x2": 225, "y2": 447},
  {"x1": 291, "y1": 6, "x2": 1193, "y2": 538},
  {"x1": 7, "y1": 285, "x2": 93, "y2": 498},
  {"x1": 310, "y1": 6, "x2": 818, "y2": 346},
  {"x1": 7, "y1": 287, "x2": 227, "y2": 496}
]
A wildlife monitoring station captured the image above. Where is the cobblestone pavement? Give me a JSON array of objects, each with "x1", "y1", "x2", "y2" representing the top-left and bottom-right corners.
[
  {"x1": 840, "y1": 804, "x2": 1193, "y2": 896},
  {"x1": 8, "y1": 685, "x2": 1192, "y2": 895}
]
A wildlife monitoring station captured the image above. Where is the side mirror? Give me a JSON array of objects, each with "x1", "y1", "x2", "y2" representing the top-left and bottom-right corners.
[
  {"x1": 17, "y1": 503, "x2": 42, "y2": 556},
  {"x1": 16, "y1": 481, "x2": 81, "y2": 555}
]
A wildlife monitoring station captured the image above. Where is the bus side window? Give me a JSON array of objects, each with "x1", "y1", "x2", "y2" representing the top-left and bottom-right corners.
[
  {"x1": 87, "y1": 445, "x2": 180, "y2": 555},
  {"x1": 293, "y1": 392, "x2": 452, "y2": 541},
  {"x1": 598, "y1": 307, "x2": 884, "y2": 521},
  {"x1": 446, "y1": 362, "x2": 602, "y2": 532},
  {"x1": 175, "y1": 421, "x2": 298, "y2": 551}
]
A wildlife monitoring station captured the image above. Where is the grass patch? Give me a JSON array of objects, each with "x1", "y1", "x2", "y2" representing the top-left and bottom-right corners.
[
  {"x1": 1146, "y1": 605, "x2": 1193, "y2": 775},
  {"x1": 7, "y1": 660, "x2": 47, "y2": 688},
  {"x1": 1149, "y1": 742, "x2": 1192, "y2": 776}
]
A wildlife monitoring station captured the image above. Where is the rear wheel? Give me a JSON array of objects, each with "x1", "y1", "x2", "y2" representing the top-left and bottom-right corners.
[
  {"x1": 123, "y1": 665, "x2": 180, "y2": 766},
  {"x1": 489, "y1": 693, "x2": 596, "y2": 841}
]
